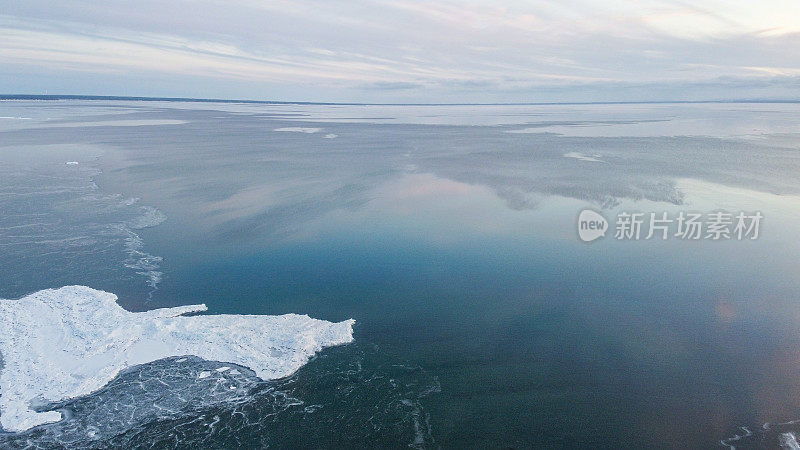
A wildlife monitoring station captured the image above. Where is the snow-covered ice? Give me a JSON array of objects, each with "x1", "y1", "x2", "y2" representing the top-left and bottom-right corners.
[
  {"x1": 563, "y1": 152, "x2": 605, "y2": 163},
  {"x1": 0, "y1": 286, "x2": 354, "y2": 433},
  {"x1": 781, "y1": 432, "x2": 800, "y2": 450},
  {"x1": 274, "y1": 127, "x2": 321, "y2": 134}
]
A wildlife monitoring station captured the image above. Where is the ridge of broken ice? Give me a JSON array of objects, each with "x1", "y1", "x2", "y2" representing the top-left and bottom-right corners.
[{"x1": 0, "y1": 286, "x2": 355, "y2": 433}]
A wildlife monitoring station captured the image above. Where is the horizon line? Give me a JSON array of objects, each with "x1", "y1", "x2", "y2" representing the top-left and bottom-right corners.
[{"x1": 2, "y1": 93, "x2": 799, "y2": 106}]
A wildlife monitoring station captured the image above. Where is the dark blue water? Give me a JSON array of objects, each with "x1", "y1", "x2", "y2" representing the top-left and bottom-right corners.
[{"x1": 2, "y1": 101, "x2": 800, "y2": 448}]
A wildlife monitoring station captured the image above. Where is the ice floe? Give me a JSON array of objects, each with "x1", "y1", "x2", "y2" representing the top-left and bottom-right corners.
[
  {"x1": 0, "y1": 286, "x2": 354, "y2": 433},
  {"x1": 563, "y1": 152, "x2": 605, "y2": 163},
  {"x1": 274, "y1": 127, "x2": 321, "y2": 134}
]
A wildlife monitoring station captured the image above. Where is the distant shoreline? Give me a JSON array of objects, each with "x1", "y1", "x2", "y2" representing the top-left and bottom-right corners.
[{"x1": 2, "y1": 94, "x2": 799, "y2": 106}]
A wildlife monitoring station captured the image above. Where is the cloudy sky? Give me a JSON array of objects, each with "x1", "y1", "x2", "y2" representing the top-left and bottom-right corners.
[{"x1": 2, "y1": 0, "x2": 799, "y2": 102}]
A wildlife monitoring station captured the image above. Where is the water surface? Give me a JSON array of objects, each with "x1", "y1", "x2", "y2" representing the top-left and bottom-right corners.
[{"x1": 1, "y1": 100, "x2": 800, "y2": 448}]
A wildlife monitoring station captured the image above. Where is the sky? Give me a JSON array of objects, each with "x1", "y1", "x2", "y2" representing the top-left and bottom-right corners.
[{"x1": 1, "y1": 0, "x2": 800, "y2": 103}]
